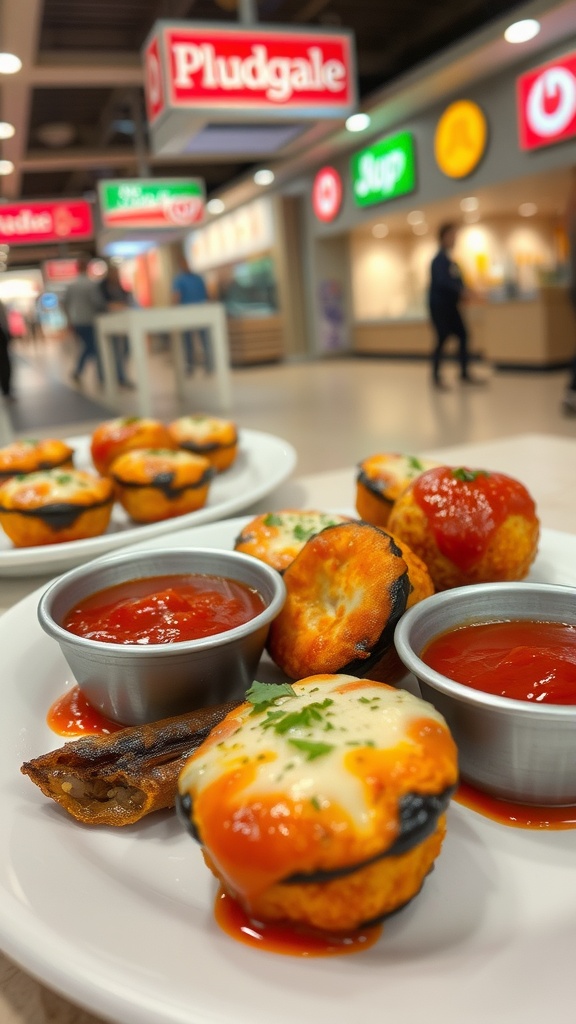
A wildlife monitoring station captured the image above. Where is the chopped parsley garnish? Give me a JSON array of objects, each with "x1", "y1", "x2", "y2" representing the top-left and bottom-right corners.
[
  {"x1": 310, "y1": 795, "x2": 322, "y2": 811},
  {"x1": 245, "y1": 680, "x2": 296, "y2": 712},
  {"x1": 55, "y1": 474, "x2": 73, "y2": 484},
  {"x1": 287, "y1": 739, "x2": 334, "y2": 761},
  {"x1": 293, "y1": 523, "x2": 316, "y2": 542},
  {"x1": 261, "y1": 699, "x2": 334, "y2": 735},
  {"x1": 452, "y1": 467, "x2": 490, "y2": 482},
  {"x1": 263, "y1": 513, "x2": 284, "y2": 527},
  {"x1": 407, "y1": 456, "x2": 424, "y2": 472}
]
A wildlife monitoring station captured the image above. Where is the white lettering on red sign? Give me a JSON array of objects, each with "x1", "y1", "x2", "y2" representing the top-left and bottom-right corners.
[
  {"x1": 518, "y1": 53, "x2": 576, "y2": 149},
  {"x1": 162, "y1": 28, "x2": 354, "y2": 112},
  {"x1": 0, "y1": 200, "x2": 93, "y2": 245}
]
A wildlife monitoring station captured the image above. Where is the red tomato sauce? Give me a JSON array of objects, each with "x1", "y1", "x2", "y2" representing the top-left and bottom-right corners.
[
  {"x1": 62, "y1": 573, "x2": 266, "y2": 645},
  {"x1": 412, "y1": 467, "x2": 536, "y2": 570},
  {"x1": 455, "y1": 780, "x2": 576, "y2": 830},
  {"x1": 47, "y1": 685, "x2": 124, "y2": 736},
  {"x1": 422, "y1": 619, "x2": 576, "y2": 704},
  {"x1": 214, "y1": 889, "x2": 383, "y2": 957}
]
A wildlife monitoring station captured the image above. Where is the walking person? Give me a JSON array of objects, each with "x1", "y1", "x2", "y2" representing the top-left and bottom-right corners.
[
  {"x1": 428, "y1": 222, "x2": 481, "y2": 389},
  {"x1": 0, "y1": 298, "x2": 14, "y2": 401},
  {"x1": 99, "y1": 262, "x2": 135, "y2": 389},
  {"x1": 171, "y1": 249, "x2": 213, "y2": 374},
  {"x1": 62, "y1": 255, "x2": 106, "y2": 386}
]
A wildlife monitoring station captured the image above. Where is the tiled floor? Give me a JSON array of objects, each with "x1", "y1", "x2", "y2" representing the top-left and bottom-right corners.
[{"x1": 2, "y1": 334, "x2": 575, "y2": 475}]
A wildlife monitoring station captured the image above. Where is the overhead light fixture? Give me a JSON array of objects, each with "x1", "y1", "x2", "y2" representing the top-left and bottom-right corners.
[
  {"x1": 0, "y1": 122, "x2": 15, "y2": 140},
  {"x1": 0, "y1": 52, "x2": 22, "y2": 74},
  {"x1": 0, "y1": 160, "x2": 14, "y2": 175},
  {"x1": 254, "y1": 169, "x2": 274, "y2": 186},
  {"x1": 207, "y1": 198, "x2": 225, "y2": 214},
  {"x1": 412, "y1": 222, "x2": 429, "y2": 235},
  {"x1": 372, "y1": 223, "x2": 389, "y2": 238},
  {"x1": 345, "y1": 112, "x2": 371, "y2": 132},
  {"x1": 519, "y1": 202, "x2": 538, "y2": 217},
  {"x1": 407, "y1": 210, "x2": 425, "y2": 225},
  {"x1": 504, "y1": 19, "x2": 540, "y2": 44},
  {"x1": 460, "y1": 196, "x2": 479, "y2": 212},
  {"x1": 36, "y1": 121, "x2": 75, "y2": 147}
]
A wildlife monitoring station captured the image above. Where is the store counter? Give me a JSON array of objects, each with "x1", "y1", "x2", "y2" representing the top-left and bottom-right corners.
[
  {"x1": 352, "y1": 287, "x2": 575, "y2": 368},
  {"x1": 95, "y1": 303, "x2": 232, "y2": 416}
]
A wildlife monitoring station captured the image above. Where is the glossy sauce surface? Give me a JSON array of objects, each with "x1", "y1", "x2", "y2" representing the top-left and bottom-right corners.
[
  {"x1": 63, "y1": 573, "x2": 266, "y2": 645},
  {"x1": 455, "y1": 781, "x2": 576, "y2": 830},
  {"x1": 413, "y1": 467, "x2": 536, "y2": 570},
  {"x1": 214, "y1": 889, "x2": 383, "y2": 957},
  {"x1": 422, "y1": 619, "x2": 576, "y2": 703},
  {"x1": 47, "y1": 685, "x2": 123, "y2": 736}
]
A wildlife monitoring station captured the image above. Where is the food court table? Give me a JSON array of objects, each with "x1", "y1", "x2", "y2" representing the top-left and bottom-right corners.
[
  {"x1": 0, "y1": 431, "x2": 575, "y2": 1024},
  {"x1": 95, "y1": 303, "x2": 232, "y2": 417}
]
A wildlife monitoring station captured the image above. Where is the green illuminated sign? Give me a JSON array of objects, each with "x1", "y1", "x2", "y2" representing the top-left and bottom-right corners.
[
  {"x1": 98, "y1": 178, "x2": 205, "y2": 229},
  {"x1": 350, "y1": 131, "x2": 416, "y2": 207}
]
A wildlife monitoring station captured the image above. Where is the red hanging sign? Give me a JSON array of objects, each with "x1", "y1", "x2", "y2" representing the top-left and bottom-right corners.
[
  {"x1": 0, "y1": 199, "x2": 94, "y2": 246},
  {"x1": 518, "y1": 52, "x2": 576, "y2": 150},
  {"x1": 312, "y1": 167, "x2": 343, "y2": 222}
]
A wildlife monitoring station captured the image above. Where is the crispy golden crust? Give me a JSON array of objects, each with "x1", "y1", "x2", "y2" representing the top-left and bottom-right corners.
[
  {"x1": 90, "y1": 417, "x2": 176, "y2": 476},
  {"x1": 385, "y1": 531, "x2": 435, "y2": 608},
  {"x1": 267, "y1": 522, "x2": 410, "y2": 678},
  {"x1": 21, "y1": 701, "x2": 239, "y2": 826},
  {"x1": 234, "y1": 510, "x2": 353, "y2": 572},
  {"x1": 387, "y1": 476, "x2": 540, "y2": 591},
  {"x1": 356, "y1": 454, "x2": 440, "y2": 528},
  {"x1": 0, "y1": 469, "x2": 114, "y2": 546},
  {"x1": 0, "y1": 438, "x2": 74, "y2": 480},
  {"x1": 168, "y1": 416, "x2": 238, "y2": 472},
  {"x1": 110, "y1": 448, "x2": 213, "y2": 522}
]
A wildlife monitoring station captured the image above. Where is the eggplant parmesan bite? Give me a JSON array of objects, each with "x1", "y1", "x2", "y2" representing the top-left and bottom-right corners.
[
  {"x1": 234, "y1": 510, "x2": 353, "y2": 572},
  {"x1": 109, "y1": 448, "x2": 214, "y2": 523},
  {"x1": 0, "y1": 469, "x2": 114, "y2": 547},
  {"x1": 0, "y1": 438, "x2": 74, "y2": 482},
  {"x1": 266, "y1": 521, "x2": 410, "y2": 680},
  {"x1": 177, "y1": 674, "x2": 458, "y2": 934},
  {"x1": 356, "y1": 454, "x2": 440, "y2": 529},
  {"x1": 167, "y1": 415, "x2": 238, "y2": 473},
  {"x1": 90, "y1": 417, "x2": 176, "y2": 476}
]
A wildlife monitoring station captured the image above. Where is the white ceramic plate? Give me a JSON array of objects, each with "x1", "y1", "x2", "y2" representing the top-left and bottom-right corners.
[
  {"x1": 0, "y1": 429, "x2": 297, "y2": 576},
  {"x1": 1, "y1": 521, "x2": 576, "y2": 1024}
]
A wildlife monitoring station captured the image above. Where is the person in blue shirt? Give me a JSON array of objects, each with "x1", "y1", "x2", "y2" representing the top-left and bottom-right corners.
[
  {"x1": 428, "y1": 222, "x2": 481, "y2": 389},
  {"x1": 171, "y1": 250, "x2": 213, "y2": 374}
]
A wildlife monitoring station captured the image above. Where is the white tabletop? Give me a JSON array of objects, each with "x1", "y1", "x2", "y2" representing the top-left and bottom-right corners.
[{"x1": 1, "y1": 430, "x2": 575, "y2": 1024}]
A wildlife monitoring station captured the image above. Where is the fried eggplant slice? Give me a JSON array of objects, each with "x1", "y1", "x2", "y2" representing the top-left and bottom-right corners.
[
  {"x1": 21, "y1": 700, "x2": 239, "y2": 826},
  {"x1": 266, "y1": 520, "x2": 410, "y2": 679}
]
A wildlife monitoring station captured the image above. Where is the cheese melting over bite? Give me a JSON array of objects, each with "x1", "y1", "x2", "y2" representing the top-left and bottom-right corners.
[
  {"x1": 180, "y1": 675, "x2": 450, "y2": 830},
  {"x1": 1, "y1": 469, "x2": 107, "y2": 506}
]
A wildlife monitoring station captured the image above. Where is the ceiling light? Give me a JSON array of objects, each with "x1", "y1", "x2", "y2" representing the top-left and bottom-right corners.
[
  {"x1": 207, "y1": 198, "x2": 225, "y2": 214},
  {"x1": 504, "y1": 19, "x2": 540, "y2": 44},
  {"x1": 254, "y1": 169, "x2": 274, "y2": 186},
  {"x1": 372, "y1": 223, "x2": 389, "y2": 238},
  {"x1": 345, "y1": 112, "x2": 371, "y2": 132},
  {"x1": 0, "y1": 122, "x2": 15, "y2": 140},
  {"x1": 412, "y1": 223, "x2": 429, "y2": 235},
  {"x1": 519, "y1": 202, "x2": 538, "y2": 217},
  {"x1": 36, "y1": 122, "x2": 75, "y2": 147},
  {"x1": 0, "y1": 53, "x2": 22, "y2": 74},
  {"x1": 0, "y1": 160, "x2": 14, "y2": 176},
  {"x1": 407, "y1": 210, "x2": 425, "y2": 225},
  {"x1": 460, "y1": 196, "x2": 479, "y2": 212}
]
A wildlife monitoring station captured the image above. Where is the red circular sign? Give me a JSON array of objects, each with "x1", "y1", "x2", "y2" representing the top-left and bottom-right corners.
[{"x1": 312, "y1": 166, "x2": 343, "y2": 222}]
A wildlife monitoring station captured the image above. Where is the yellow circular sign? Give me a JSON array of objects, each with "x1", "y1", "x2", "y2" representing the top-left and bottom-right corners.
[{"x1": 434, "y1": 100, "x2": 488, "y2": 179}]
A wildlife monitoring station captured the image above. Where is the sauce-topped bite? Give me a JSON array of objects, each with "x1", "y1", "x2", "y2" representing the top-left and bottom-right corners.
[
  {"x1": 63, "y1": 573, "x2": 266, "y2": 645},
  {"x1": 422, "y1": 619, "x2": 576, "y2": 704}
]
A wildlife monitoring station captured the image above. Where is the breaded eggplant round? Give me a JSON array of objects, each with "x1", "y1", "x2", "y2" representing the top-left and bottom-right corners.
[
  {"x1": 387, "y1": 465, "x2": 540, "y2": 591},
  {"x1": 266, "y1": 520, "x2": 410, "y2": 679},
  {"x1": 90, "y1": 417, "x2": 176, "y2": 476},
  {"x1": 234, "y1": 510, "x2": 353, "y2": 572},
  {"x1": 0, "y1": 438, "x2": 74, "y2": 482},
  {"x1": 109, "y1": 448, "x2": 214, "y2": 523},
  {"x1": 0, "y1": 469, "x2": 114, "y2": 547},
  {"x1": 177, "y1": 674, "x2": 458, "y2": 933},
  {"x1": 168, "y1": 415, "x2": 238, "y2": 473},
  {"x1": 356, "y1": 454, "x2": 440, "y2": 529}
]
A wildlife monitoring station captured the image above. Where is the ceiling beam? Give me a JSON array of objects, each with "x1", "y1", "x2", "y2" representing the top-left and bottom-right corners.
[{"x1": 29, "y1": 54, "x2": 143, "y2": 88}]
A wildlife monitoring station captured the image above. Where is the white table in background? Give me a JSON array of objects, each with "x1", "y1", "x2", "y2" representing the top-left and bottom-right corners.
[{"x1": 95, "y1": 303, "x2": 232, "y2": 416}]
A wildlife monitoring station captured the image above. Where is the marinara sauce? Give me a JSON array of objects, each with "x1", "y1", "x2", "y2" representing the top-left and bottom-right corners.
[
  {"x1": 422, "y1": 619, "x2": 576, "y2": 704},
  {"x1": 63, "y1": 573, "x2": 266, "y2": 645}
]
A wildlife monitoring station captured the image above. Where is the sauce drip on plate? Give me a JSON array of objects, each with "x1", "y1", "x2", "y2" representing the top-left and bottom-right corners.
[
  {"x1": 455, "y1": 782, "x2": 576, "y2": 830},
  {"x1": 422, "y1": 620, "x2": 576, "y2": 703},
  {"x1": 47, "y1": 685, "x2": 123, "y2": 736},
  {"x1": 214, "y1": 889, "x2": 383, "y2": 957}
]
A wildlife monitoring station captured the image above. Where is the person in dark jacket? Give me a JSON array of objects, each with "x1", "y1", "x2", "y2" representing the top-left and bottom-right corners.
[
  {"x1": 428, "y1": 222, "x2": 480, "y2": 389},
  {"x1": 0, "y1": 298, "x2": 13, "y2": 401}
]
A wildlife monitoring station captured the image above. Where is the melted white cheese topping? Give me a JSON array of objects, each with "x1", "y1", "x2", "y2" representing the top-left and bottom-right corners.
[
  {"x1": 252, "y1": 512, "x2": 350, "y2": 557},
  {"x1": 180, "y1": 675, "x2": 448, "y2": 830}
]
